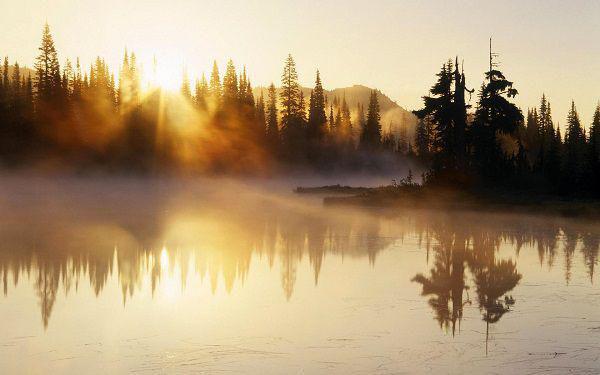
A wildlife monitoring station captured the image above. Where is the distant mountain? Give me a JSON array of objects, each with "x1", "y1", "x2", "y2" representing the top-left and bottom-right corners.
[
  {"x1": 3, "y1": 65, "x2": 35, "y2": 80},
  {"x1": 253, "y1": 84, "x2": 418, "y2": 138}
]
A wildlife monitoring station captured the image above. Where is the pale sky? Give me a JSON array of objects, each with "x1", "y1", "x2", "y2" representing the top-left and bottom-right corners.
[{"x1": 1, "y1": 0, "x2": 599, "y2": 126}]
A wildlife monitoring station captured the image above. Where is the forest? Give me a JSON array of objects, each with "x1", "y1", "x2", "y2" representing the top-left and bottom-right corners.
[{"x1": 0, "y1": 25, "x2": 599, "y2": 197}]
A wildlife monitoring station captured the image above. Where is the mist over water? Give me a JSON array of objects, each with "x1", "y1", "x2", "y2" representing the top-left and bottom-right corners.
[{"x1": 0, "y1": 175, "x2": 599, "y2": 374}]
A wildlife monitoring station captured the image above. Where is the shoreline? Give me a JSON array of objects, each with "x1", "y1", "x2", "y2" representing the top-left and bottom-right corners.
[{"x1": 296, "y1": 184, "x2": 600, "y2": 218}]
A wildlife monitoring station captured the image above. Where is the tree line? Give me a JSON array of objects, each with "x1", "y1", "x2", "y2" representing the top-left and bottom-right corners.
[
  {"x1": 0, "y1": 24, "x2": 408, "y2": 174},
  {"x1": 413, "y1": 45, "x2": 600, "y2": 197}
]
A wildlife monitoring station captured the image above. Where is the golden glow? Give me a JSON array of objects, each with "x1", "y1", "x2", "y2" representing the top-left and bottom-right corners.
[
  {"x1": 160, "y1": 247, "x2": 170, "y2": 270},
  {"x1": 146, "y1": 59, "x2": 185, "y2": 91}
]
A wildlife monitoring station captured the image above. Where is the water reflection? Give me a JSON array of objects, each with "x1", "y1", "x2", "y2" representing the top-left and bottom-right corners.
[{"x1": 0, "y1": 178, "x2": 599, "y2": 342}]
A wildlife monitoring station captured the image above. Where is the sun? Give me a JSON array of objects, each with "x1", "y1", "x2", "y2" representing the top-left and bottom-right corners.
[{"x1": 145, "y1": 58, "x2": 184, "y2": 91}]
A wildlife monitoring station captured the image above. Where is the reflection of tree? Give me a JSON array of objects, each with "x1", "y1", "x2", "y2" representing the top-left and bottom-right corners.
[
  {"x1": 1, "y1": 189, "x2": 599, "y2": 330},
  {"x1": 412, "y1": 230, "x2": 470, "y2": 335},
  {"x1": 35, "y1": 264, "x2": 59, "y2": 329},
  {"x1": 582, "y1": 234, "x2": 599, "y2": 283},
  {"x1": 472, "y1": 259, "x2": 521, "y2": 355},
  {"x1": 412, "y1": 212, "x2": 526, "y2": 354}
]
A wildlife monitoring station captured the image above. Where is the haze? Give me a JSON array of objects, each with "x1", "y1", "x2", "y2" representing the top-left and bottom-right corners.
[{"x1": 1, "y1": 0, "x2": 599, "y2": 124}]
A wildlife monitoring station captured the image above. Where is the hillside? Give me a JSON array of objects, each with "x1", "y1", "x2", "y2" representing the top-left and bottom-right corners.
[
  {"x1": 253, "y1": 84, "x2": 418, "y2": 138},
  {"x1": 3, "y1": 65, "x2": 35, "y2": 80}
]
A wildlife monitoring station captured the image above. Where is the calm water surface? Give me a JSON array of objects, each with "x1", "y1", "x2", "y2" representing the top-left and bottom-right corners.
[{"x1": 0, "y1": 177, "x2": 599, "y2": 374}]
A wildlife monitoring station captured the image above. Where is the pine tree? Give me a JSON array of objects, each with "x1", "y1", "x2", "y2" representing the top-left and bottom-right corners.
[
  {"x1": 328, "y1": 105, "x2": 335, "y2": 132},
  {"x1": 525, "y1": 107, "x2": 540, "y2": 165},
  {"x1": 33, "y1": 25, "x2": 61, "y2": 103},
  {"x1": 414, "y1": 61, "x2": 455, "y2": 171},
  {"x1": 11, "y1": 62, "x2": 21, "y2": 98},
  {"x1": 34, "y1": 24, "x2": 62, "y2": 104},
  {"x1": 415, "y1": 118, "x2": 432, "y2": 159},
  {"x1": 587, "y1": 104, "x2": 600, "y2": 193},
  {"x1": 280, "y1": 54, "x2": 300, "y2": 128},
  {"x1": 222, "y1": 59, "x2": 238, "y2": 108},
  {"x1": 360, "y1": 90, "x2": 381, "y2": 149},
  {"x1": 209, "y1": 61, "x2": 222, "y2": 107},
  {"x1": 3, "y1": 57, "x2": 10, "y2": 90},
  {"x1": 256, "y1": 90, "x2": 266, "y2": 138},
  {"x1": 279, "y1": 54, "x2": 304, "y2": 159},
  {"x1": 307, "y1": 70, "x2": 327, "y2": 141},
  {"x1": 471, "y1": 45, "x2": 522, "y2": 181},
  {"x1": 564, "y1": 101, "x2": 586, "y2": 190},
  {"x1": 195, "y1": 73, "x2": 209, "y2": 110},
  {"x1": 340, "y1": 94, "x2": 352, "y2": 139},
  {"x1": 180, "y1": 68, "x2": 191, "y2": 100},
  {"x1": 397, "y1": 123, "x2": 408, "y2": 154},
  {"x1": 452, "y1": 58, "x2": 470, "y2": 166},
  {"x1": 266, "y1": 83, "x2": 279, "y2": 149}
]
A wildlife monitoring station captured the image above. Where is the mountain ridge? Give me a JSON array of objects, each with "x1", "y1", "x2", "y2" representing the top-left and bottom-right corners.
[{"x1": 253, "y1": 84, "x2": 417, "y2": 137}]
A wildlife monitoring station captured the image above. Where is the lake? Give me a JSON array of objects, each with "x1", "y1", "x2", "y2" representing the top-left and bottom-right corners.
[{"x1": 0, "y1": 176, "x2": 599, "y2": 374}]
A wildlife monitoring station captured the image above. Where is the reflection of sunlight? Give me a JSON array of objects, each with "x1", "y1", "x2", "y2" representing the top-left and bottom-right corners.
[
  {"x1": 160, "y1": 247, "x2": 169, "y2": 271},
  {"x1": 158, "y1": 247, "x2": 183, "y2": 300}
]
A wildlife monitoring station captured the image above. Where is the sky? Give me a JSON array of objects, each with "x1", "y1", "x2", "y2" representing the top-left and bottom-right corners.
[{"x1": 1, "y1": 0, "x2": 600, "y2": 126}]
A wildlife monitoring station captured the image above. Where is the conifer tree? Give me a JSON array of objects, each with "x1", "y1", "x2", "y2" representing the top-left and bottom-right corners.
[
  {"x1": 222, "y1": 59, "x2": 238, "y2": 108},
  {"x1": 11, "y1": 62, "x2": 21, "y2": 98},
  {"x1": 525, "y1": 107, "x2": 541, "y2": 165},
  {"x1": 415, "y1": 118, "x2": 432, "y2": 159},
  {"x1": 340, "y1": 94, "x2": 352, "y2": 138},
  {"x1": 471, "y1": 45, "x2": 522, "y2": 181},
  {"x1": 34, "y1": 24, "x2": 62, "y2": 103},
  {"x1": 2, "y1": 57, "x2": 8, "y2": 89},
  {"x1": 195, "y1": 73, "x2": 209, "y2": 110},
  {"x1": 360, "y1": 90, "x2": 381, "y2": 149},
  {"x1": 452, "y1": 58, "x2": 470, "y2": 166},
  {"x1": 256, "y1": 91, "x2": 266, "y2": 137},
  {"x1": 564, "y1": 101, "x2": 586, "y2": 189},
  {"x1": 587, "y1": 104, "x2": 600, "y2": 192},
  {"x1": 307, "y1": 70, "x2": 327, "y2": 141},
  {"x1": 328, "y1": 105, "x2": 335, "y2": 132},
  {"x1": 180, "y1": 68, "x2": 191, "y2": 100},
  {"x1": 356, "y1": 103, "x2": 365, "y2": 132},
  {"x1": 414, "y1": 61, "x2": 455, "y2": 171},
  {"x1": 279, "y1": 54, "x2": 304, "y2": 159},
  {"x1": 266, "y1": 83, "x2": 279, "y2": 149},
  {"x1": 280, "y1": 54, "x2": 300, "y2": 128},
  {"x1": 209, "y1": 61, "x2": 222, "y2": 107}
]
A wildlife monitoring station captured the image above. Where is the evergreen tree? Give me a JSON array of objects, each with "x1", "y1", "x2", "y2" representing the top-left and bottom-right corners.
[
  {"x1": 360, "y1": 90, "x2": 381, "y2": 149},
  {"x1": 180, "y1": 68, "x2": 191, "y2": 100},
  {"x1": 279, "y1": 54, "x2": 304, "y2": 159},
  {"x1": 34, "y1": 23, "x2": 61, "y2": 102},
  {"x1": 209, "y1": 61, "x2": 222, "y2": 107},
  {"x1": 222, "y1": 59, "x2": 238, "y2": 108},
  {"x1": 397, "y1": 123, "x2": 408, "y2": 154},
  {"x1": 307, "y1": 70, "x2": 327, "y2": 141},
  {"x1": 452, "y1": 58, "x2": 470, "y2": 166},
  {"x1": 266, "y1": 83, "x2": 279, "y2": 149},
  {"x1": 11, "y1": 62, "x2": 21, "y2": 99},
  {"x1": 414, "y1": 61, "x2": 455, "y2": 171},
  {"x1": 340, "y1": 94, "x2": 352, "y2": 139},
  {"x1": 587, "y1": 104, "x2": 600, "y2": 193},
  {"x1": 2, "y1": 57, "x2": 9, "y2": 89},
  {"x1": 195, "y1": 73, "x2": 209, "y2": 110},
  {"x1": 471, "y1": 46, "x2": 522, "y2": 181},
  {"x1": 256, "y1": 91, "x2": 266, "y2": 137},
  {"x1": 564, "y1": 101, "x2": 586, "y2": 190},
  {"x1": 525, "y1": 107, "x2": 541, "y2": 165},
  {"x1": 280, "y1": 54, "x2": 300, "y2": 128},
  {"x1": 328, "y1": 105, "x2": 335, "y2": 133}
]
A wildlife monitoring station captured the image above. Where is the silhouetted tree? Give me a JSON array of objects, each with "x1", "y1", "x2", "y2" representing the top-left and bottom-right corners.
[
  {"x1": 307, "y1": 70, "x2": 327, "y2": 141},
  {"x1": 360, "y1": 90, "x2": 381, "y2": 149}
]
